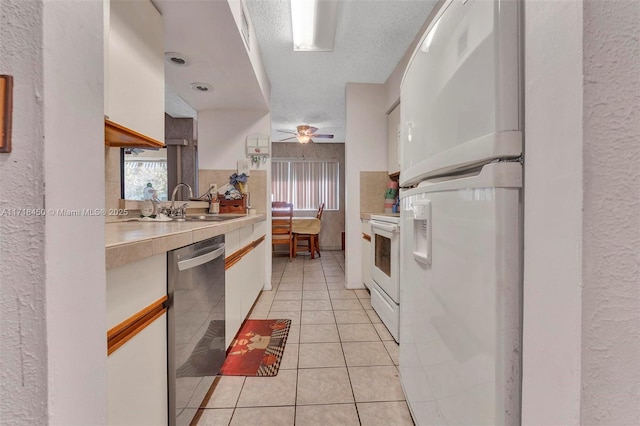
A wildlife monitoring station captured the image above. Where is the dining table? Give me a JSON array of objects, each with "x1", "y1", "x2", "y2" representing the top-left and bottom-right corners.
[{"x1": 291, "y1": 217, "x2": 321, "y2": 235}]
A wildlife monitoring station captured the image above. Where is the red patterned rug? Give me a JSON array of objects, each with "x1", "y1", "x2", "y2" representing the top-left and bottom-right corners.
[{"x1": 220, "y1": 319, "x2": 291, "y2": 377}]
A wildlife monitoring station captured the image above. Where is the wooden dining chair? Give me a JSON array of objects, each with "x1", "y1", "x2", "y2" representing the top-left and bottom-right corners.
[
  {"x1": 271, "y1": 201, "x2": 294, "y2": 260},
  {"x1": 294, "y1": 202, "x2": 324, "y2": 259}
]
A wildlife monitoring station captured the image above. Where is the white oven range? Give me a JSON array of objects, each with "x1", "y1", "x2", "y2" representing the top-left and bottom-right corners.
[{"x1": 369, "y1": 214, "x2": 400, "y2": 342}]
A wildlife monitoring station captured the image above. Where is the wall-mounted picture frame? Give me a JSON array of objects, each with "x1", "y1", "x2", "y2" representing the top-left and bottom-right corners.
[{"x1": 0, "y1": 75, "x2": 13, "y2": 153}]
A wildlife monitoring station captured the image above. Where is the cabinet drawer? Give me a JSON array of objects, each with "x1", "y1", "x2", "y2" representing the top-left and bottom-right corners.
[{"x1": 106, "y1": 253, "x2": 166, "y2": 329}]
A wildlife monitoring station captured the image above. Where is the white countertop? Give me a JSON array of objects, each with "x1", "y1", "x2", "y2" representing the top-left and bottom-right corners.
[{"x1": 106, "y1": 214, "x2": 266, "y2": 269}]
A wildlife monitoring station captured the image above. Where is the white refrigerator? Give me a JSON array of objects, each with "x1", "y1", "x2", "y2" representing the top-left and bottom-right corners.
[{"x1": 398, "y1": 0, "x2": 523, "y2": 425}]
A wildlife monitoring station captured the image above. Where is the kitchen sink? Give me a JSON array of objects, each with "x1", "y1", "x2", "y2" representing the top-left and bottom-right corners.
[{"x1": 183, "y1": 214, "x2": 246, "y2": 222}]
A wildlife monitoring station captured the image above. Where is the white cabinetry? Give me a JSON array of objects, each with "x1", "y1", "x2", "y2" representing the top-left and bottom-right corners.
[
  {"x1": 225, "y1": 221, "x2": 267, "y2": 347},
  {"x1": 387, "y1": 104, "x2": 401, "y2": 175},
  {"x1": 106, "y1": 253, "x2": 167, "y2": 425},
  {"x1": 106, "y1": 0, "x2": 164, "y2": 144},
  {"x1": 361, "y1": 219, "x2": 372, "y2": 288},
  {"x1": 107, "y1": 316, "x2": 167, "y2": 426}
]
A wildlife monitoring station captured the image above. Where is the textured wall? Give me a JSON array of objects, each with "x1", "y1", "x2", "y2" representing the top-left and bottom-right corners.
[
  {"x1": 1, "y1": 1, "x2": 106, "y2": 424},
  {"x1": 0, "y1": 1, "x2": 47, "y2": 424},
  {"x1": 581, "y1": 0, "x2": 640, "y2": 423},
  {"x1": 272, "y1": 142, "x2": 346, "y2": 250}
]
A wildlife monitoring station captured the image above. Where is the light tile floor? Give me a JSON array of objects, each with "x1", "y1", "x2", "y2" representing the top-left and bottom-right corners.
[{"x1": 195, "y1": 251, "x2": 414, "y2": 426}]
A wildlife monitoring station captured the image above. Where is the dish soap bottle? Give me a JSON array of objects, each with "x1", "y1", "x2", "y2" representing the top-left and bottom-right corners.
[{"x1": 143, "y1": 182, "x2": 156, "y2": 200}]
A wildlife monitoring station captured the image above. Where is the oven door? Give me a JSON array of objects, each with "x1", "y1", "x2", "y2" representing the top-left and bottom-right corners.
[{"x1": 370, "y1": 220, "x2": 400, "y2": 303}]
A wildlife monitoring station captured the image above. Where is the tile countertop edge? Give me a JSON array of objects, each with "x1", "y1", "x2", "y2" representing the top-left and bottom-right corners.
[{"x1": 106, "y1": 214, "x2": 266, "y2": 269}]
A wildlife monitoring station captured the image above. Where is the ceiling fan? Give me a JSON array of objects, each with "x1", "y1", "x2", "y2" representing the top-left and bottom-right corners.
[{"x1": 277, "y1": 125, "x2": 334, "y2": 144}]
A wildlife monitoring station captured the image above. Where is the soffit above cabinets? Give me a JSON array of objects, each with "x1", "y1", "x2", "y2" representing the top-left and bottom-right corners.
[{"x1": 155, "y1": 0, "x2": 269, "y2": 116}]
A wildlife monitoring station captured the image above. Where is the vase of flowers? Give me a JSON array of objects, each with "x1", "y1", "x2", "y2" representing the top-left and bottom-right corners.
[{"x1": 229, "y1": 172, "x2": 248, "y2": 194}]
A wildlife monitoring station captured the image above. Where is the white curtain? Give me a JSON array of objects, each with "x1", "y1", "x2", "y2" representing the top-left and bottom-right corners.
[{"x1": 271, "y1": 160, "x2": 339, "y2": 210}]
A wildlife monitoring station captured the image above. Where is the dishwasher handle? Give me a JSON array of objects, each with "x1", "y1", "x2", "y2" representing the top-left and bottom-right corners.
[{"x1": 177, "y1": 245, "x2": 225, "y2": 271}]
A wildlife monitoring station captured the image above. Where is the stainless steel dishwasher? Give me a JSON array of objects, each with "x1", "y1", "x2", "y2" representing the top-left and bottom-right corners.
[{"x1": 167, "y1": 235, "x2": 225, "y2": 426}]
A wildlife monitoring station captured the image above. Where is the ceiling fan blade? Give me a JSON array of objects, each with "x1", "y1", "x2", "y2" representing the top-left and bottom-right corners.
[
  {"x1": 307, "y1": 126, "x2": 319, "y2": 134},
  {"x1": 278, "y1": 136, "x2": 298, "y2": 141},
  {"x1": 277, "y1": 129, "x2": 297, "y2": 134},
  {"x1": 311, "y1": 134, "x2": 334, "y2": 138}
]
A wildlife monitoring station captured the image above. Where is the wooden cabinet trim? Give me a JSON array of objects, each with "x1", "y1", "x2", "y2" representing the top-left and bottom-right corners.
[
  {"x1": 225, "y1": 234, "x2": 265, "y2": 270},
  {"x1": 107, "y1": 295, "x2": 168, "y2": 355},
  {"x1": 362, "y1": 233, "x2": 371, "y2": 242},
  {"x1": 105, "y1": 118, "x2": 164, "y2": 148}
]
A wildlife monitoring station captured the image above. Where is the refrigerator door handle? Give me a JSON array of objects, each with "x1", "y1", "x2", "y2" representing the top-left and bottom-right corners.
[{"x1": 412, "y1": 200, "x2": 432, "y2": 265}]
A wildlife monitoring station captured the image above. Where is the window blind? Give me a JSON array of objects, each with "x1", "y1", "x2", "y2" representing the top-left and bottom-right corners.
[{"x1": 271, "y1": 160, "x2": 339, "y2": 210}]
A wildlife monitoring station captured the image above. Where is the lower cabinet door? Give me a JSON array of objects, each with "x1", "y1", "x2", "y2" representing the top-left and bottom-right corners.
[
  {"x1": 107, "y1": 313, "x2": 168, "y2": 425},
  {"x1": 225, "y1": 263, "x2": 243, "y2": 349}
]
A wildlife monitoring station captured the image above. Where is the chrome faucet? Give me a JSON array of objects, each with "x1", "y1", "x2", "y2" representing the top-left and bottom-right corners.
[{"x1": 163, "y1": 183, "x2": 193, "y2": 221}]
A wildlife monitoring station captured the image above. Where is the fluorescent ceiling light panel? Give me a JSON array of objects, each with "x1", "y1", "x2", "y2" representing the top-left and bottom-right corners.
[{"x1": 291, "y1": 0, "x2": 339, "y2": 51}]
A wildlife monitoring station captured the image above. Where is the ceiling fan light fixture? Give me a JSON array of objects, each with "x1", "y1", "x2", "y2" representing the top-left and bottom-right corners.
[
  {"x1": 297, "y1": 124, "x2": 312, "y2": 135},
  {"x1": 291, "y1": 0, "x2": 339, "y2": 52},
  {"x1": 296, "y1": 134, "x2": 312, "y2": 144}
]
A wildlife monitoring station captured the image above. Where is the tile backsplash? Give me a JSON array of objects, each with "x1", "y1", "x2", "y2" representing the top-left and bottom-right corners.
[
  {"x1": 360, "y1": 171, "x2": 392, "y2": 214},
  {"x1": 198, "y1": 169, "x2": 268, "y2": 214}
]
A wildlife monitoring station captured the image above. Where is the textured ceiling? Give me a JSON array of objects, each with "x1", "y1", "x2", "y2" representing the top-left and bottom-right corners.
[
  {"x1": 160, "y1": 0, "x2": 436, "y2": 143},
  {"x1": 246, "y1": 0, "x2": 437, "y2": 142}
]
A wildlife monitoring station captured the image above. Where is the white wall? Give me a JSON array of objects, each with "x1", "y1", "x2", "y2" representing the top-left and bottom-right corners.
[
  {"x1": 198, "y1": 110, "x2": 271, "y2": 171},
  {"x1": 198, "y1": 109, "x2": 273, "y2": 289},
  {"x1": 0, "y1": 0, "x2": 106, "y2": 424},
  {"x1": 522, "y1": 1, "x2": 584, "y2": 424},
  {"x1": 344, "y1": 83, "x2": 388, "y2": 289},
  {"x1": 581, "y1": 0, "x2": 640, "y2": 423}
]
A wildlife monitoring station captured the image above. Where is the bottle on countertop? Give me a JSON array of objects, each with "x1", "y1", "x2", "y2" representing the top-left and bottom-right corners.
[
  {"x1": 209, "y1": 197, "x2": 220, "y2": 214},
  {"x1": 143, "y1": 182, "x2": 156, "y2": 200}
]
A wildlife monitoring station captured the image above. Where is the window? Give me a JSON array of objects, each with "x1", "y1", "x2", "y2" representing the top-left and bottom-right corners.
[
  {"x1": 122, "y1": 148, "x2": 168, "y2": 200},
  {"x1": 272, "y1": 160, "x2": 339, "y2": 210}
]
